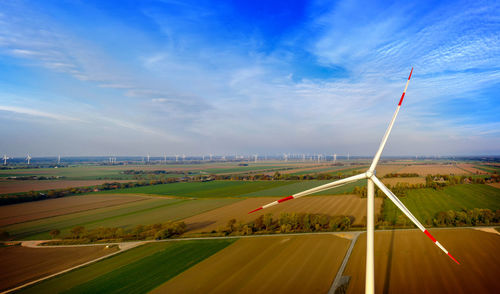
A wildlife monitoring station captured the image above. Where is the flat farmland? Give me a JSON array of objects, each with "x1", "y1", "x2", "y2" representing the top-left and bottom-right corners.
[
  {"x1": 381, "y1": 177, "x2": 425, "y2": 186},
  {"x1": 18, "y1": 239, "x2": 235, "y2": 294},
  {"x1": 151, "y1": 234, "x2": 351, "y2": 294},
  {"x1": 456, "y1": 164, "x2": 489, "y2": 174},
  {"x1": 2, "y1": 197, "x2": 239, "y2": 240},
  {"x1": 0, "y1": 180, "x2": 137, "y2": 194},
  {"x1": 240, "y1": 180, "x2": 365, "y2": 197},
  {"x1": 183, "y1": 195, "x2": 381, "y2": 233},
  {"x1": 398, "y1": 164, "x2": 470, "y2": 175},
  {"x1": 383, "y1": 184, "x2": 500, "y2": 224},
  {"x1": 373, "y1": 165, "x2": 406, "y2": 177},
  {"x1": 0, "y1": 194, "x2": 147, "y2": 227},
  {"x1": 99, "y1": 181, "x2": 293, "y2": 198},
  {"x1": 343, "y1": 229, "x2": 500, "y2": 294},
  {"x1": 0, "y1": 244, "x2": 117, "y2": 292}
]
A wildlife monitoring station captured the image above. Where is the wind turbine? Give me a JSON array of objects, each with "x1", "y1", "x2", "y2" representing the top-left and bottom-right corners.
[
  {"x1": 3, "y1": 154, "x2": 9, "y2": 165},
  {"x1": 57, "y1": 155, "x2": 61, "y2": 165},
  {"x1": 26, "y1": 154, "x2": 32, "y2": 165},
  {"x1": 247, "y1": 69, "x2": 459, "y2": 294}
]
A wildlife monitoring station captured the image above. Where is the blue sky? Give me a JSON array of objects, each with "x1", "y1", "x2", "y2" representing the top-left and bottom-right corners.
[{"x1": 0, "y1": 0, "x2": 499, "y2": 156}]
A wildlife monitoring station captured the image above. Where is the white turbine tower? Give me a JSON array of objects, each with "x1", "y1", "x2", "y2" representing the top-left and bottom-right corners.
[
  {"x1": 254, "y1": 154, "x2": 258, "y2": 163},
  {"x1": 146, "y1": 154, "x2": 150, "y2": 163},
  {"x1": 248, "y1": 69, "x2": 459, "y2": 294},
  {"x1": 175, "y1": 155, "x2": 179, "y2": 162},
  {"x1": 26, "y1": 154, "x2": 32, "y2": 165},
  {"x1": 3, "y1": 154, "x2": 9, "y2": 165},
  {"x1": 57, "y1": 155, "x2": 61, "y2": 165},
  {"x1": 334, "y1": 153, "x2": 337, "y2": 163}
]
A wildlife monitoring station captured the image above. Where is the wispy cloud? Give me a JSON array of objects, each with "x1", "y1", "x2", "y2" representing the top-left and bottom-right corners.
[
  {"x1": 0, "y1": 0, "x2": 498, "y2": 156},
  {"x1": 0, "y1": 105, "x2": 84, "y2": 122}
]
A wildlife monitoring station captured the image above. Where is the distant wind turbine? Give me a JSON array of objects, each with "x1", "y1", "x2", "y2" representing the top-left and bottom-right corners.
[
  {"x1": 3, "y1": 154, "x2": 9, "y2": 165},
  {"x1": 26, "y1": 154, "x2": 32, "y2": 165}
]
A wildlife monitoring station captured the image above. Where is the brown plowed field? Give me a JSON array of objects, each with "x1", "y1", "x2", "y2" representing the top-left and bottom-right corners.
[
  {"x1": 183, "y1": 195, "x2": 381, "y2": 233},
  {"x1": 344, "y1": 229, "x2": 500, "y2": 294},
  {"x1": 0, "y1": 180, "x2": 135, "y2": 194},
  {"x1": 397, "y1": 164, "x2": 469, "y2": 175},
  {"x1": 0, "y1": 245, "x2": 117, "y2": 291},
  {"x1": 0, "y1": 195, "x2": 147, "y2": 226},
  {"x1": 382, "y1": 177, "x2": 425, "y2": 185},
  {"x1": 374, "y1": 165, "x2": 406, "y2": 177},
  {"x1": 151, "y1": 234, "x2": 350, "y2": 294}
]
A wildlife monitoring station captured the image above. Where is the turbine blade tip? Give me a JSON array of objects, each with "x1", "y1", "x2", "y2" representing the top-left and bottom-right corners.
[
  {"x1": 447, "y1": 252, "x2": 460, "y2": 264},
  {"x1": 248, "y1": 207, "x2": 263, "y2": 214}
]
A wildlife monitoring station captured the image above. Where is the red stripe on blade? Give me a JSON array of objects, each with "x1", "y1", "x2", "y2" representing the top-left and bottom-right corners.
[
  {"x1": 278, "y1": 196, "x2": 294, "y2": 203},
  {"x1": 408, "y1": 67, "x2": 413, "y2": 80},
  {"x1": 447, "y1": 252, "x2": 460, "y2": 264},
  {"x1": 398, "y1": 92, "x2": 406, "y2": 106},
  {"x1": 424, "y1": 230, "x2": 437, "y2": 242},
  {"x1": 248, "y1": 207, "x2": 263, "y2": 214}
]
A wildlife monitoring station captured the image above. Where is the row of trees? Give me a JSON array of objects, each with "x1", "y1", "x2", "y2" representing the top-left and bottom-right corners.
[
  {"x1": 51, "y1": 221, "x2": 187, "y2": 243},
  {"x1": 218, "y1": 213, "x2": 354, "y2": 236},
  {"x1": 433, "y1": 209, "x2": 500, "y2": 226},
  {"x1": 384, "y1": 173, "x2": 419, "y2": 178}
]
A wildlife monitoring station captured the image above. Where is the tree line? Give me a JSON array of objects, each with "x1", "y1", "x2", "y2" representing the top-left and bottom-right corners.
[
  {"x1": 46, "y1": 221, "x2": 187, "y2": 244},
  {"x1": 216, "y1": 213, "x2": 354, "y2": 236}
]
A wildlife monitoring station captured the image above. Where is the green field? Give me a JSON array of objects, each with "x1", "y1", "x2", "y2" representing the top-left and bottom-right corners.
[
  {"x1": 3, "y1": 198, "x2": 239, "y2": 240},
  {"x1": 289, "y1": 165, "x2": 366, "y2": 176},
  {"x1": 240, "y1": 180, "x2": 366, "y2": 197},
  {"x1": 200, "y1": 165, "x2": 284, "y2": 174},
  {"x1": 18, "y1": 239, "x2": 236, "y2": 294},
  {"x1": 100, "y1": 180, "x2": 293, "y2": 198},
  {"x1": 383, "y1": 184, "x2": 500, "y2": 224},
  {"x1": 0, "y1": 166, "x2": 134, "y2": 180}
]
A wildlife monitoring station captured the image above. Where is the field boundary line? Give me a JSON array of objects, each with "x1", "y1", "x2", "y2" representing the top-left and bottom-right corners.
[
  {"x1": 329, "y1": 232, "x2": 360, "y2": 294},
  {"x1": 1, "y1": 242, "x2": 144, "y2": 294}
]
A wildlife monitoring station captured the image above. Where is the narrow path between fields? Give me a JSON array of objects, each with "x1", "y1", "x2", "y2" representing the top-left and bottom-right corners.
[{"x1": 329, "y1": 232, "x2": 361, "y2": 294}]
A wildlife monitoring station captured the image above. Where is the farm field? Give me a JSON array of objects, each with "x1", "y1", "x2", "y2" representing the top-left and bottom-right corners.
[
  {"x1": 17, "y1": 239, "x2": 235, "y2": 294},
  {"x1": 383, "y1": 184, "x2": 500, "y2": 224},
  {"x1": 343, "y1": 229, "x2": 500, "y2": 294},
  {"x1": 152, "y1": 234, "x2": 351, "y2": 294},
  {"x1": 381, "y1": 177, "x2": 425, "y2": 186},
  {"x1": 398, "y1": 164, "x2": 471, "y2": 175},
  {"x1": 240, "y1": 180, "x2": 365, "y2": 197},
  {"x1": 456, "y1": 163, "x2": 489, "y2": 174},
  {"x1": 372, "y1": 164, "x2": 406, "y2": 177},
  {"x1": 0, "y1": 194, "x2": 148, "y2": 227},
  {"x1": 0, "y1": 180, "x2": 140, "y2": 194},
  {"x1": 102, "y1": 180, "x2": 367, "y2": 200},
  {"x1": 0, "y1": 244, "x2": 117, "y2": 292},
  {"x1": 99, "y1": 180, "x2": 294, "y2": 198},
  {"x1": 182, "y1": 195, "x2": 381, "y2": 233},
  {"x1": 2, "y1": 197, "x2": 239, "y2": 240}
]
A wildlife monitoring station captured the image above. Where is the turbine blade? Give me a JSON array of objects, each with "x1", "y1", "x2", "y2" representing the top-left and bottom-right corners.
[
  {"x1": 371, "y1": 176, "x2": 459, "y2": 264},
  {"x1": 248, "y1": 173, "x2": 367, "y2": 214},
  {"x1": 369, "y1": 68, "x2": 413, "y2": 171}
]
